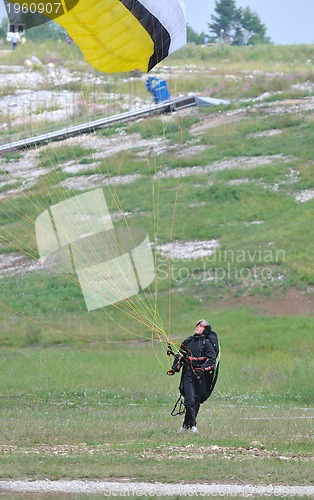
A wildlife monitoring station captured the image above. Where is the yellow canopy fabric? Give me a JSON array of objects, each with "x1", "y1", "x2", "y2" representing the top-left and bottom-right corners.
[{"x1": 8, "y1": 0, "x2": 186, "y2": 72}]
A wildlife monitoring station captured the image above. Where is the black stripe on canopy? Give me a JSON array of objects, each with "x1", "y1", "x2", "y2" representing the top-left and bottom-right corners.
[{"x1": 119, "y1": 0, "x2": 171, "y2": 71}]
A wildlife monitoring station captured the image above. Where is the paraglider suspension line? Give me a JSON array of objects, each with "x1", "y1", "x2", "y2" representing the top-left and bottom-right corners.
[{"x1": 170, "y1": 394, "x2": 185, "y2": 417}]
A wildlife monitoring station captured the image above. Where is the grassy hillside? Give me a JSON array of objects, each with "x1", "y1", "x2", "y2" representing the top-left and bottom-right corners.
[{"x1": 0, "y1": 42, "x2": 313, "y2": 484}]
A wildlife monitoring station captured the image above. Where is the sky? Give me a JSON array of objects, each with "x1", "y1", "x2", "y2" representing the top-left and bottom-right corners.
[
  {"x1": 185, "y1": 0, "x2": 314, "y2": 45},
  {"x1": 0, "y1": 0, "x2": 314, "y2": 45}
]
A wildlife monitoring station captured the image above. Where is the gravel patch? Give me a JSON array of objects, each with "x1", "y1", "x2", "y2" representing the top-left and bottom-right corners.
[
  {"x1": 0, "y1": 66, "x2": 83, "y2": 128},
  {"x1": 191, "y1": 109, "x2": 246, "y2": 134},
  {"x1": 294, "y1": 188, "x2": 314, "y2": 203},
  {"x1": 257, "y1": 96, "x2": 314, "y2": 115},
  {"x1": 246, "y1": 129, "x2": 283, "y2": 138},
  {"x1": 0, "y1": 151, "x2": 51, "y2": 198},
  {"x1": 0, "y1": 253, "x2": 40, "y2": 276},
  {"x1": 228, "y1": 178, "x2": 250, "y2": 185},
  {"x1": 291, "y1": 82, "x2": 314, "y2": 93},
  {"x1": 91, "y1": 134, "x2": 167, "y2": 160},
  {"x1": 0, "y1": 479, "x2": 313, "y2": 497},
  {"x1": 154, "y1": 154, "x2": 292, "y2": 179},
  {"x1": 156, "y1": 240, "x2": 220, "y2": 259},
  {"x1": 59, "y1": 173, "x2": 141, "y2": 191},
  {"x1": 56, "y1": 132, "x2": 169, "y2": 160},
  {"x1": 141, "y1": 443, "x2": 313, "y2": 462},
  {"x1": 179, "y1": 144, "x2": 208, "y2": 157},
  {"x1": 0, "y1": 65, "x2": 148, "y2": 129},
  {"x1": 0, "y1": 67, "x2": 45, "y2": 89},
  {"x1": 1, "y1": 152, "x2": 40, "y2": 180},
  {"x1": 63, "y1": 163, "x2": 100, "y2": 174},
  {"x1": 0, "y1": 65, "x2": 76, "y2": 89},
  {"x1": 188, "y1": 201, "x2": 207, "y2": 208},
  {"x1": 189, "y1": 94, "x2": 314, "y2": 137},
  {"x1": 244, "y1": 220, "x2": 264, "y2": 226},
  {"x1": 0, "y1": 89, "x2": 76, "y2": 122}
]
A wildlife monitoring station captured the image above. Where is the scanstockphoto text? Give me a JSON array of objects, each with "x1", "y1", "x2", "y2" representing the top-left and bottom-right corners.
[
  {"x1": 99, "y1": 488, "x2": 299, "y2": 497},
  {"x1": 156, "y1": 247, "x2": 286, "y2": 284}
]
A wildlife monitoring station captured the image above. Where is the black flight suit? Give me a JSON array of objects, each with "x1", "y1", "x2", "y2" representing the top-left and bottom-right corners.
[{"x1": 171, "y1": 333, "x2": 217, "y2": 428}]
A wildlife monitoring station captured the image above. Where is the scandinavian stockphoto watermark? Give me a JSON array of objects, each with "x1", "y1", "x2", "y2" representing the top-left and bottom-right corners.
[
  {"x1": 156, "y1": 245, "x2": 286, "y2": 284},
  {"x1": 35, "y1": 190, "x2": 285, "y2": 308},
  {"x1": 35, "y1": 189, "x2": 155, "y2": 311}
]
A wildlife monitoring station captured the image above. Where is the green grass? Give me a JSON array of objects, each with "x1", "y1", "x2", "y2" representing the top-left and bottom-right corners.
[
  {"x1": 37, "y1": 146, "x2": 97, "y2": 169},
  {"x1": 168, "y1": 43, "x2": 314, "y2": 71},
  {"x1": 0, "y1": 326, "x2": 313, "y2": 482},
  {"x1": 1, "y1": 146, "x2": 313, "y2": 286},
  {"x1": 0, "y1": 42, "x2": 314, "y2": 486}
]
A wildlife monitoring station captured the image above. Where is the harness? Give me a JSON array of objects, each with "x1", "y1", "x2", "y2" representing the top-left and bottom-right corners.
[
  {"x1": 183, "y1": 336, "x2": 214, "y2": 375},
  {"x1": 169, "y1": 333, "x2": 220, "y2": 416}
]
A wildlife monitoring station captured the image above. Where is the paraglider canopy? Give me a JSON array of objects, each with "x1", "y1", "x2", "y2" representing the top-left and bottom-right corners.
[{"x1": 4, "y1": 0, "x2": 187, "y2": 73}]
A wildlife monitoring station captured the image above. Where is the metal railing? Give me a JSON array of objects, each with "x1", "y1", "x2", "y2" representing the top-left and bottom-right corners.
[{"x1": 0, "y1": 96, "x2": 196, "y2": 154}]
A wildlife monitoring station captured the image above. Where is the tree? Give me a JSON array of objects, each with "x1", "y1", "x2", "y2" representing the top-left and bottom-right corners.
[
  {"x1": 208, "y1": 0, "x2": 240, "y2": 44},
  {"x1": 26, "y1": 21, "x2": 68, "y2": 42},
  {"x1": 234, "y1": 7, "x2": 270, "y2": 45},
  {"x1": 209, "y1": 0, "x2": 270, "y2": 45},
  {"x1": 187, "y1": 25, "x2": 212, "y2": 45},
  {"x1": 0, "y1": 17, "x2": 8, "y2": 41}
]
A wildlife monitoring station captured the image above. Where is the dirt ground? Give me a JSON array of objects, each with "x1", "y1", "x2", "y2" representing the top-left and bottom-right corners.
[{"x1": 211, "y1": 287, "x2": 314, "y2": 317}]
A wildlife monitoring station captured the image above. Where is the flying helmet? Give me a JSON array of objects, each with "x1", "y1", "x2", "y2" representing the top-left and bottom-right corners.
[
  {"x1": 196, "y1": 319, "x2": 210, "y2": 327},
  {"x1": 195, "y1": 319, "x2": 212, "y2": 334}
]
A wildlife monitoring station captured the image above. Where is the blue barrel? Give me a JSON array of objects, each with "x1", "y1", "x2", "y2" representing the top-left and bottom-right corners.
[{"x1": 146, "y1": 77, "x2": 170, "y2": 103}]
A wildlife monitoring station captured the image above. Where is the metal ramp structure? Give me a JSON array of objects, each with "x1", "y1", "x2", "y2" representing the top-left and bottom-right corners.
[{"x1": 0, "y1": 95, "x2": 196, "y2": 155}]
